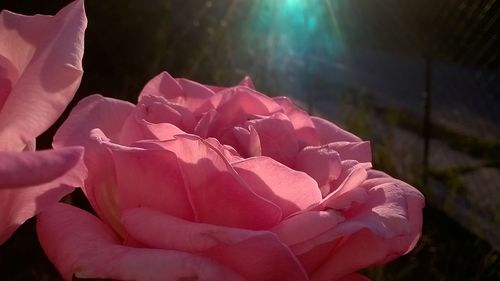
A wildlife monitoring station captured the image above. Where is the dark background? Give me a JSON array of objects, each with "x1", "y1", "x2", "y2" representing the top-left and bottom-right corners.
[{"x1": 0, "y1": 0, "x2": 499, "y2": 280}]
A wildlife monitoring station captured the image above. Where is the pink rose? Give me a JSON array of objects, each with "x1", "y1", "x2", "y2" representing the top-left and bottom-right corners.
[
  {"x1": 38, "y1": 72, "x2": 424, "y2": 280},
  {"x1": 0, "y1": 0, "x2": 87, "y2": 244}
]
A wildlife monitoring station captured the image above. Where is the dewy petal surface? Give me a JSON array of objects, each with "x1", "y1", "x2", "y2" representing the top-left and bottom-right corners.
[
  {"x1": 37, "y1": 203, "x2": 244, "y2": 281},
  {"x1": 0, "y1": 0, "x2": 86, "y2": 150},
  {"x1": 0, "y1": 147, "x2": 86, "y2": 243}
]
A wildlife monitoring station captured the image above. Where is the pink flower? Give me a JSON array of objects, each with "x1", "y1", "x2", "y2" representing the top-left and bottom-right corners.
[
  {"x1": 0, "y1": 0, "x2": 87, "y2": 244},
  {"x1": 38, "y1": 72, "x2": 424, "y2": 280}
]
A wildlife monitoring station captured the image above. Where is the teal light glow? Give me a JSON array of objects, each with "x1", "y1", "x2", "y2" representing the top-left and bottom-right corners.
[{"x1": 245, "y1": 0, "x2": 345, "y2": 68}]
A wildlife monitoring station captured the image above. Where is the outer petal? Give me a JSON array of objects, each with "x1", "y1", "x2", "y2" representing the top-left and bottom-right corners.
[
  {"x1": 306, "y1": 171, "x2": 424, "y2": 280},
  {"x1": 53, "y1": 94, "x2": 134, "y2": 148},
  {"x1": 233, "y1": 156, "x2": 322, "y2": 217},
  {"x1": 122, "y1": 208, "x2": 309, "y2": 281},
  {"x1": 311, "y1": 116, "x2": 362, "y2": 144},
  {"x1": 0, "y1": 1, "x2": 86, "y2": 151},
  {"x1": 108, "y1": 146, "x2": 195, "y2": 221},
  {"x1": 0, "y1": 147, "x2": 86, "y2": 243},
  {"x1": 37, "y1": 203, "x2": 244, "y2": 281}
]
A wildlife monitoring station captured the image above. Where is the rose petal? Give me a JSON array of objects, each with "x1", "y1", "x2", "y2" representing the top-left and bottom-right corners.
[
  {"x1": 273, "y1": 96, "x2": 320, "y2": 146},
  {"x1": 159, "y1": 135, "x2": 282, "y2": 229},
  {"x1": 319, "y1": 161, "x2": 372, "y2": 210},
  {"x1": 107, "y1": 146, "x2": 195, "y2": 221},
  {"x1": 298, "y1": 171, "x2": 424, "y2": 279},
  {"x1": 0, "y1": 147, "x2": 85, "y2": 243},
  {"x1": 53, "y1": 94, "x2": 134, "y2": 148},
  {"x1": 327, "y1": 141, "x2": 372, "y2": 163},
  {"x1": 335, "y1": 273, "x2": 371, "y2": 281},
  {"x1": 139, "y1": 71, "x2": 183, "y2": 101},
  {"x1": 122, "y1": 208, "x2": 309, "y2": 281},
  {"x1": 242, "y1": 113, "x2": 299, "y2": 166},
  {"x1": 233, "y1": 156, "x2": 321, "y2": 217},
  {"x1": 311, "y1": 116, "x2": 362, "y2": 144},
  {"x1": 37, "y1": 203, "x2": 244, "y2": 281},
  {"x1": 206, "y1": 86, "x2": 283, "y2": 137},
  {"x1": 294, "y1": 145, "x2": 342, "y2": 195},
  {"x1": 0, "y1": 0, "x2": 86, "y2": 151},
  {"x1": 271, "y1": 210, "x2": 344, "y2": 247}
]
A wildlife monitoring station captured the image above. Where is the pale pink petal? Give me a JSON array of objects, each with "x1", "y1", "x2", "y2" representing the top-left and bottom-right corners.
[
  {"x1": 273, "y1": 96, "x2": 320, "y2": 146},
  {"x1": 0, "y1": 1, "x2": 86, "y2": 151},
  {"x1": 37, "y1": 203, "x2": 243, "y2": 281},
  {"x1": 311, "y1": 116, "x2": 362, "y2": 144},
  {"x1": 159, "y1": 135, "x2": 282, "y2": 229},
  {"x1": 122, "y1": 208, "x2": 309, "y2": 281},
  {"x1": 327, "y1": 141, "x2": 372, "y2": 163},
  {"x1": 204, "y1": 137, "x2": 243, "y2": 163},
  {"x1": 193, "y1": 109, "x2": 218, "y2": 138},
  {"x1": 271, "y1": 210, "x2": 344, "y2": 246},
  {"x1": 77, "y1": 129, "x2": 125, "y2": 236},
  {"x1": 318, "y1": 161, "x2": 372, "y2": 210},
  {"x1": 177, "y1": 78, "x2": 216, "y2": 113},
  {"x1": 135, "y1": 94, "x2": 195, "y2": 131},
  {"x1": 294, "y1": 145, "x2": 342, "y2": 195},
  {"x1": 139, "y1": 71, "x2": 183, "y2": 101},
  {"x1": 301, "y1": 172, "x2": 424, "y2": 279},
  {"x1": 242, "y1": 113, "x2": 299, "y2": 166},
  {"x1": 207, "y1": 86, "x2": 282, "y2": 137},
  {"x1": 53, "y1": 94, "x2": 134, "y2": 148},
  {"x1": 238, "y1": 75, "x2": 255, "y2": 89},
  {"x1": 230, "y1": 125, "x2": 262, "y2": 157},
  {"x1": 233, "y1": 156, "x2": 321, "y2": 217},
  {"x1": 120, "y1": 116, "x2": 186, "y2": 145},
  {"x1": 0, "y1": 147, "x2": 85, "y2": 243}
]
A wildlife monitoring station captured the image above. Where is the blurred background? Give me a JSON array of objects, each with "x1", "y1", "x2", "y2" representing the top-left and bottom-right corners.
[{"x1": 0, "y1": 0, "x2": 499, "y2": 280}]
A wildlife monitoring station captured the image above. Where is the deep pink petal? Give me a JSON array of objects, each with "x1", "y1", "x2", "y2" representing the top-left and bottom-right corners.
[
  {"x1": 37, "y1": 203, "x2": 243, "y2": 281},
  {"x1": 159, "y1": 135, "x2": 282, "y2": 229},
  {"x1": 335, "y1": 273, "x2": 371, "y2": 281},
  {"x1": 273, "y1": 96, "x2": 320, "y2": 146},
  {"x1": 0, "y1": 147, "x2": 85, "y2": 243},
  {"x1": 233, "y1": 156, "x2": 321, "y2": 217},
  {"x1": 122, "y1": 208, "x2": 308, "y2": 281},
  {"x1": 53, "y1": 94, "x2": 134, "y2": 148},
  {"x1": 0, "y1": 1, "x2": 86, "y2": 150},
  {"x1": 311, "y1": 116, "x2": 362, "y2": 144}
]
